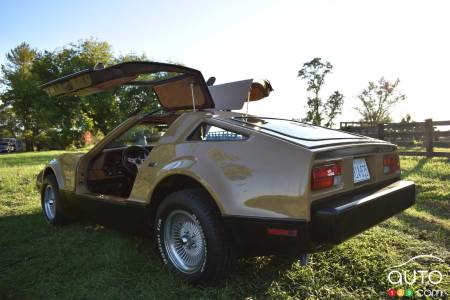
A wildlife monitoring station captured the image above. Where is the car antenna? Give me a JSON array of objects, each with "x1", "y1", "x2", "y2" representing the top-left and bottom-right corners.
[{"x1": 189, "y1": 81, "x2": 197, "y2": 112}]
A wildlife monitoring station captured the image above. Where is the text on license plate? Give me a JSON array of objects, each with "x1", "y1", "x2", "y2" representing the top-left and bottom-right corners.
[{"x1": 353, "y1": 158, "x2": 370, "y2": 183}]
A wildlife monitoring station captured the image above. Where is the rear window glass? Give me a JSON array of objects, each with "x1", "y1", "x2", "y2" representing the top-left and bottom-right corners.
[
  {"x1": 189, "y1": 123, "x2": 247, "y2": 141},
  {"x1": 231, "y1": 117, "x2": 362, "y2": 141}
]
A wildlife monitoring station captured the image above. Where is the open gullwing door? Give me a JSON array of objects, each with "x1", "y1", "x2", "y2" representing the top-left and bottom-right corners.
[
  {"x1": 208, "y1": 79, "x2": 273, "y2": 110},
  {"x1": 40, "y1": 61, "x2": 215, "y2": 111},
  {"x1": 41, "y1": 61, "x2": 273, "y2": 111}
]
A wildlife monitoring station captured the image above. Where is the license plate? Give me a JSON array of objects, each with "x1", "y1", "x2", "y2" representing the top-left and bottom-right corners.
[{"x1": 353, "y1": 158, "x2": 370, "y2": 183}]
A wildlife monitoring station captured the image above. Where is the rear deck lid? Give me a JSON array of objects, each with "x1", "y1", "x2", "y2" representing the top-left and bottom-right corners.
[
  {"x1": 40, "y1": 61, "x2": 215, "y2": 111},
  {"x1": 230, "y1": 116, "x2": 374, "y2": 148}
]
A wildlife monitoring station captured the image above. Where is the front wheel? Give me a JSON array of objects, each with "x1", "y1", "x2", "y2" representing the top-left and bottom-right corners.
[
  {"x1": 41, "y1": 174, "x2": 68, "y2": 225},
  {"x1": 155, "y1": 189, "x2": 234, "y2": 284}
]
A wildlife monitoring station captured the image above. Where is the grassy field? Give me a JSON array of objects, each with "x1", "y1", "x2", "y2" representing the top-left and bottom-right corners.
[
  {"x1": 398, "y1": 146, "x2": 450, "y2": 153},
  {"x1": 0, "y1": 151, "x2": 449, "y2": 299}
]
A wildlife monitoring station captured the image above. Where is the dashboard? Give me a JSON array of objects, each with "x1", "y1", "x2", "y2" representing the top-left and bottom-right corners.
[{"x1": 87, "y1": 145, "x2": 153, "y2": 180}]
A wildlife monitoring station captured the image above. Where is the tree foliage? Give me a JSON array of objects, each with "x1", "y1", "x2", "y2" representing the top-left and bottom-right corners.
[
  {"x1": 400, "y1": 113, "x2": 413, "y2": 123},
  {"x1": 354, "y1": 77, "x2": 406, "y2": 124},
  {"x1": 0, "y1": 106, "x2": 19, "y2": 137},
  {"x1": 0, "y1": 43, "x2": 42, "y2": 150},
  {"x1": 298, "y1": 58, "x2": 344, "y2": 127},
  {"x1": 0, "y1": 39, "x2": 161, "y2": 150}
]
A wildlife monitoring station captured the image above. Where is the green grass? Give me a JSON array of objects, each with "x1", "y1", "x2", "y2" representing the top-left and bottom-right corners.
[
  {"x1": 398, "y1": 146, "x2": 450, "y2": 153},
  {"x1": 0, "y1": 152, "x2": 449, "y2": 299}
]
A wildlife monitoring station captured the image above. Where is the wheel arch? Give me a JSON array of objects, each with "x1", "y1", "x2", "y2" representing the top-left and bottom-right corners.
[
  {"x1": 43, "y1": 166, "x2": 56, "y2": 178},
  {"x1": 148, "y1": 174, "x2": 224, "y2": 221},
  {"x1": 42, "y1": 163, "x2": 64, "y2": 191}
]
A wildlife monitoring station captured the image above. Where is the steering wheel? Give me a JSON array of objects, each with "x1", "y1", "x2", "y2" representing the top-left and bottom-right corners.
[{"x1": 121, "y1": 145, "x2": 150, "y2": 175}]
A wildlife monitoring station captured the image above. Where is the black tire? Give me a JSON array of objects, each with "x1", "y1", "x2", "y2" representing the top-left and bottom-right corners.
[
  {"x1": 41, "y1": 174, "x2": 68, "y2": 225},
  {"x1": 155, "y1": 189, "x2": 234, "y2": 284}
]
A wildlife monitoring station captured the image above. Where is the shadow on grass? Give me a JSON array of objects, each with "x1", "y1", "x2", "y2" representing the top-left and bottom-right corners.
[
  {"x1": 413, "y1": 199, "x2": 450, "y2": 220},
  {"x1": 226, "y1": 254, "x2": 300, "y2": 296},
  {"x1": 402, "y1": 157, "x2": 430, "y2": 178},
  {"x1": 393, "y1": 211, "x2": 450, "y2": 246},
  {"x1": 0, "y1": 212, "x2": 295, "y2": 299}
]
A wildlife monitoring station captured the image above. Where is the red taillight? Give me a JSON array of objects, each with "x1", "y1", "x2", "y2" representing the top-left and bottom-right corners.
[
  {"x1": 311, "y1": 163, "x2": 342, "y2": 190},
  {"x1": 383, "y1": 154, "x2": 400, "y2": 174}
]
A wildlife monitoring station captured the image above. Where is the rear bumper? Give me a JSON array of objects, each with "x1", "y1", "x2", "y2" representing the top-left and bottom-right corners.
[
  {"x1": 223, "y1": 180, "x2": 415, "y2": 256},
  {"x1": 311, "y1": 180, "x2": 415, "y2": 244},
  {"x1": 223, "y1": 216, "x2": 312, "y2": 256}
]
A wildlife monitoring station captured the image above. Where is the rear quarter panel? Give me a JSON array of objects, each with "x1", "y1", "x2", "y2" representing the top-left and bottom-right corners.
[{"x1": 131, "y1": 115, "x2": 313, "y2": 220}]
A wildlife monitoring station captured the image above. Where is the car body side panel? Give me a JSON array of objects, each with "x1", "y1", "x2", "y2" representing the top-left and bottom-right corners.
[
  {"x1": 179, "y1": 137, "x2": 311, "y2": 219},
  {"x1": 129, "y1": 113, "x2": 313, "y2": 220},
  {"x1": 57, "y1": 153, "x2": 83, "y2": 191},
  {"x1": 38, "y1": 111, "x2": 402, "y2": 223},
  {"x1": 39, "y1": 154, "x2": 82, "y2": 192}
]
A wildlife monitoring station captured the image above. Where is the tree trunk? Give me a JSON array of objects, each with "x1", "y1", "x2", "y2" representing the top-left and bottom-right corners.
[
  {"x1": 34, "y1": 127, "x2": 41, "y2": 151},
  {"x1": 25, "y1": 137, "x2": 33, "y2": 151}
]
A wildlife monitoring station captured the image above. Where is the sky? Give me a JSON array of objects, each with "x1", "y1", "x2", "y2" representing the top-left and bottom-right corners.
[{"x1": 1, "y1": 0, "x2": 449, "y2": 125}]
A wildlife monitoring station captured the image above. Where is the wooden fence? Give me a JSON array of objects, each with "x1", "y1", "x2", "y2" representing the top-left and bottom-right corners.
[{"x1": 340, "y1": 119, "x2": 450, "y2": 157}]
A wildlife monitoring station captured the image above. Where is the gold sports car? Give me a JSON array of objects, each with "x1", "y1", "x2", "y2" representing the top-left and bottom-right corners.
[{"x1": 36, "y1": 61, "x2": 415, "y2": 284}]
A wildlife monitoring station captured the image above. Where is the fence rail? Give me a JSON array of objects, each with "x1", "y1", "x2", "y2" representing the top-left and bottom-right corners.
[{"x1": 340, "y1": 119, "x2": 450, "y2": 158}]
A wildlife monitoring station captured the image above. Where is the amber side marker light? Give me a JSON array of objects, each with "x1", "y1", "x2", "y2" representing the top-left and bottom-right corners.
[
  {"x1": 266, "y1": 228, "x2": 298, "y2": 237},
  {"x1": 383, "y1": 154, "x2": 400, "y2": 174},
  {"x1": 311, "y1": 163, "x2": 342, "y2": 190}
]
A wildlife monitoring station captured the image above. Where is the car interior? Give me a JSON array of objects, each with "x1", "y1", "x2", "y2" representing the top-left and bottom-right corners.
[{"x1": 85, "y1": 113, "x2": 179, "y2": 198}]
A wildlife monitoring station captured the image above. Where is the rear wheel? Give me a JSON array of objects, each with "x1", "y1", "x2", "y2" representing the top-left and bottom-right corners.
[
  {"x1": 41, "y1": 174, "x2": 68, "y2": 225},
  {"x1": 155, "y1": 189, "x2": 234, "y2": 284}
]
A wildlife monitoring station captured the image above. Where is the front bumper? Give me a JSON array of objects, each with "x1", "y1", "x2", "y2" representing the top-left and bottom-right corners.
[
  {"x1": 311, "y1": 180, "x2": 415, "y2": 244},
  {"x1": 223, "y1": 180, "x2": 415, "y2": 256}
]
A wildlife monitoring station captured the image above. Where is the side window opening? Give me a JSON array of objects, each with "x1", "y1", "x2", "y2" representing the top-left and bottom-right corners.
[
  {"x1": 189, "y1": 123, "x2": 247, "y2": 141},
  {"x1": 105, "y1": 123, "x2": 168, "y2": 149}
]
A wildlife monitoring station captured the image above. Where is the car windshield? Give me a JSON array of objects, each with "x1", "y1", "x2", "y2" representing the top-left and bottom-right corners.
[{"x1": 231, "y1": 117, "x2": 362, "y2": 141}]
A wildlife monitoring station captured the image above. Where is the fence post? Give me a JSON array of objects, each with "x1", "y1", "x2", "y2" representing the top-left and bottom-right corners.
[
  {"x1": 377, "y1": 123, "x2": 385, "y2": 140},
  {"x1": 424, "y1": 118, "x2": 434, "y2": 157}
]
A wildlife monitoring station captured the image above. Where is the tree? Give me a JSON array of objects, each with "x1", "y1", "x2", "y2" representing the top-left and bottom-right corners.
[
  {"x1": 0, "y1": 40, "x2": 116, "y2": 149},
  {"x1": 33, "y1": 39, "x2": 119, "y2": 145},
  {"x1": 0, "y1": 39, "x2": 174, "y2": 150},
  {"x1": 400, "y1": 113, "x2": 413, "y2": 123},
  {"x1": 30, "y1": 47, "x2": 92, "y2": 149},
  {"x1": 0, "y1": 105, "x2": 20, "y2": 138},
  {"x1": 355, "y1": 77, "x2": 406, "y2": 124},
  {"x1": 298, "y1": 58, "x2": 344, "y2": 127},
  {"x1": 0, "y1": 43, "x2": 41, "y2": 150}
]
